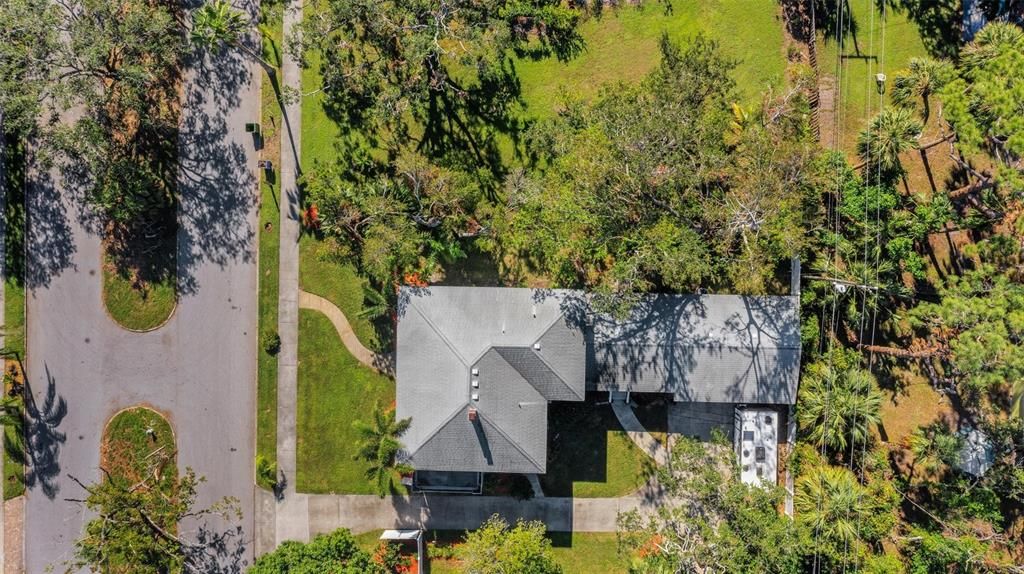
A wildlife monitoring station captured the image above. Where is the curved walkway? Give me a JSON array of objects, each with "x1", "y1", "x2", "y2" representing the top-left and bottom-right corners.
[
  {"x1": 611, "y1": 400, "x2": 670, "y2": 467},
  {"x1": 298, "y1": 290, "x2": 392, "y2": 374}
]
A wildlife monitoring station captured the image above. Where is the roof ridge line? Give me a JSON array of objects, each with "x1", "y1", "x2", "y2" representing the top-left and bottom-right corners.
[
  {"x1": 494, "y1": 345, "x2": 582, "y2": 402},
  {"x1": 534, "y1": 311, "x2": 587, "y2": 400},
  {"x1": 405, "y1": 402, "x2": 469, "y2": 460},
  {"x1": 476, "y1": 409, "x2": 545, "y2": 473},
  {"x1": 409, "y1": 300, "x2": 470, "y2": 366}
]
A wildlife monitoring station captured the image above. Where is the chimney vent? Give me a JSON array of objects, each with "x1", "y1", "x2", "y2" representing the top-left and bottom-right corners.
[{"x1": 468, "y1": 407, "x2": 478, "y2": 422}]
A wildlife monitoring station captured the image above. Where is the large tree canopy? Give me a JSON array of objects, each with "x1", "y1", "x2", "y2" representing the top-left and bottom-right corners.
[
  {"x1": 0, "y1": 0, "x2": 189, "y2": 227},
  {"x1": 0, "y1": 0, "x2": 59, "y2": 136},
  {"x1": 249, "y1": 528, "x2": 385, "y2": 573},
  {"x1": 495, "y1": 36, "x2": 818, "y2": 306},
  {"x1": 458, "y1": 515, "x2": 563, "y2": 574},
  {"x1": 296, "y1": 0, "x2": 587, "y2": 183},
  {"x1": 908, "y1": 236, "x2": 1024, "y2": 410},
  {"x1": 619, "y1": 434, "x2": 809, "y2": 573},
  {"x1": 941, "y1": 22, "x2": 1024, "y2": 192},
  {"x1": 303, "y1": 151, "x2": 481, "y2": 284}
]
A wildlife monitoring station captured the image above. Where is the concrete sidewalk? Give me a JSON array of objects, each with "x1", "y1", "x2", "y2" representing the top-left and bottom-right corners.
[
  {"x1": 611, "y1": 401, "x2": 670, "y2": 467},
  {"x1": 273, "y1": 0, "x2": 307, "y2": 549},
  {"x1": 275, "y1": 493, "x2": 653, "y2": 541}
]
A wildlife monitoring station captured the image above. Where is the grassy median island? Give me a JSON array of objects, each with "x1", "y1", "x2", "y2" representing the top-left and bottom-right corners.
[
  {"x1": 295, "y1": 309, "x2": 395, "y2": 494},
  {"x1": 102, "y1": 407, "x2": 177, "y2": 486},
  {"x1": 102, "y1": 230, "x2": 177, "y2": 332}
]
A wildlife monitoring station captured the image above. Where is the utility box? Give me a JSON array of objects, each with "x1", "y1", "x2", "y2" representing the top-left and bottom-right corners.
[{"x1": 734, "y1": 407, "x2": 778, "y2": 487}]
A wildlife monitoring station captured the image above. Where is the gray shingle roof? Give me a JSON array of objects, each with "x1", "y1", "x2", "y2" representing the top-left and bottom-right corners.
[
  {"x1": 588, "y1": 294, "x2": 801, "y2": 403},
  {"x1": 396, "y1": 287, "x2": 587, "y2": 474},
  {"x1": 396, "y1": 287, "x2": 800, "y2": 474}
]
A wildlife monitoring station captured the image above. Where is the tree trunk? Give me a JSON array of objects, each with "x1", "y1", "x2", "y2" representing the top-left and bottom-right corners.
[{"x1": 858, "y1": 343, "x2": 941, "y2": 359}]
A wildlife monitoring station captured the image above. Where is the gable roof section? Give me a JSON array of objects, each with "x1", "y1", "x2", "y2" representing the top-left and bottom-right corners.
[
  {"x1": 587, "y1": 294, "x2": 801, "y2": 403},
  {"x1": 491, "y1": 347, "x2": 582, "y2": 401},
  {"x1": 410, "y1": 405, "x2": 545, "y2": 474}
]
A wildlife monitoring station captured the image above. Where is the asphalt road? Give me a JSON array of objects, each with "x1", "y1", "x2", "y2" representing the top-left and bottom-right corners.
[{"x1": 22, "y1": 46, "x2": 260, "y2": 573}]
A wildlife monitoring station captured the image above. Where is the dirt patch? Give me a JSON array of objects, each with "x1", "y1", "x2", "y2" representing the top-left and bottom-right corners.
[
  {"x1": 817, "y1": 74, "x2": 837, "y2": 149},
  {"x1": 878, "y1": 372, "x2": 957, "y2": 479},
  {"x1": 3, "y1": 495, "x2": 24, "y2": 574}
]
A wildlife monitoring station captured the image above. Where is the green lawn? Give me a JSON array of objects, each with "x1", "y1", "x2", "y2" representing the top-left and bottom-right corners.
[
  {"x1": 298, "y1": 236, "x2": 380, "y2": 350},
  {"x1": 102, "y1": 253, "x2": 176, "y2": 331},
  {"x1": 295, "y1": 309, "x2": 395, "y2": 494},
  {"x1": 3, "y1": 135, "x2": 26, "y2": 500},
  {"x1": 255, "y1": 0, "x2": 285, "y2": 481},
  {"x1": 515, "y1": 0, "x2": 786, "y2": 119},
  {"x1": 301, "y1": 0, "x2": 786, "y2": 171},
  {"x1": 817, "y1": 0, "x2": 930, "y2": 153},
  {"x1": 541, "y1": 400, "x2": 655, "y2": 498},
  {"x1": 102, "y1": 407, "x2": 176, "y2": 483},
  {"x1": 355, "y1": 529, "x2": 629, "y2": 574}
]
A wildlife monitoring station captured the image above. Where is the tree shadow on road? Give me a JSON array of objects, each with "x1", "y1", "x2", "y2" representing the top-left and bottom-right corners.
[
  {"x1": 23, "y1": 365, "x2": 67, "y2": 499},
  {"x1": 175, "y1": 48, "x2": 259, "y2": 296},
  {"x1": 184, "y1": 522, "x2": 250, "y2": 574},
  {"x1": 24, "y1": 164, "x2": 76, "y2": 290}
]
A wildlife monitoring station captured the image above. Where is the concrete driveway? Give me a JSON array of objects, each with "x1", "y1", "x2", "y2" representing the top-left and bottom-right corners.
[{"x1": 22, "y1": 44, "x2": 260, "y2": 573}]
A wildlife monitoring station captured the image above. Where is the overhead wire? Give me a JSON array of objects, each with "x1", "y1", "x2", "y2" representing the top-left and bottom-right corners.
[{"x1": 811, "y1": 0, "x2": 848, "y2": 570}]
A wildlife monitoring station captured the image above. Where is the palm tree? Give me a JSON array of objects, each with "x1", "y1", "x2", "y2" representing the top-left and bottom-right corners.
[
  {"x1": 961, "y1": 21, "x2": 1024, "y2": 70},
  {"x1": 352, "y1": 403, "x2": 412, "y2": 498},
  {"x1": 857, "y1": 107, "x2": 923, "y2": 176},
  {"x1": 191, "y1": 0, "x2": 276, "y2": 74},
  {"x1": 795, "y1": 465, "x2": 871, "y2": 545},
  {"x1": 891, "y1": 57, "x2": 953, "y2": 122},
  {"x1": 797, "y1": 365, "x2": 882, "y2": 453}
]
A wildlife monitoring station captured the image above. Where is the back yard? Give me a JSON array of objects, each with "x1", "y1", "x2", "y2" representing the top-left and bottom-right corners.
[{"x1": 291, "y1": 0, "x2": 789, "y2": 499}]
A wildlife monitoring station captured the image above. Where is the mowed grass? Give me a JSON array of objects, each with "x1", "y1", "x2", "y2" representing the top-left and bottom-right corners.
[
  {"x1": 295, "y1": 310, "x2": 395, "y2": 494},
  {"x1": 516, "y1": 0, "x2": 786, "y2": 119},
  {"x1": 256, "y1": 0, "x2": 285, "y2": 477},
  {"x1": 299, "y1": 236, "x2": 380, "y2": 350},
  {"x1": 817, "y1": 0, "x2": 930, "y2": 153},
  {"x1": 541, "y1": 400, "x2": 654, "y2": 498},
  {"x1": 355, "y1": 530, "x2": 629, "y2": 574},
  {"x1": 3, "y1": 135, "x2": 26, "y2": 500},
  {"x1": 102, "y1": 256, "x2": 176, "y2": 331},
  {"x1": 301, "y1": 0, "x2": 787, "y2": 170}
]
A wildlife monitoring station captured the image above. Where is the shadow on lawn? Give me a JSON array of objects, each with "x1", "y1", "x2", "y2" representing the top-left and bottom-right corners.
[
  {"x1": 540, "y1": 396, "x2": 662, "y2": 498},
  {"x1": 877, "y1": 0, "x2": 962, "y2": 59}
]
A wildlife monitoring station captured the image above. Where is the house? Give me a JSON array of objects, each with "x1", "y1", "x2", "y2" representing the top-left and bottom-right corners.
[{"x1": 395, "y1": 286, "x2": 801, "y2": 488}]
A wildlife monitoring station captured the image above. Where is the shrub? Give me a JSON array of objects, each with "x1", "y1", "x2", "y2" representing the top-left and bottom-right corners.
[
  {"x1": 262, "y1": 328, "x2": 281, "y2": 355},
  {"x1": 255, "y1": 454, "x2": 277, "y2": 490}
]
